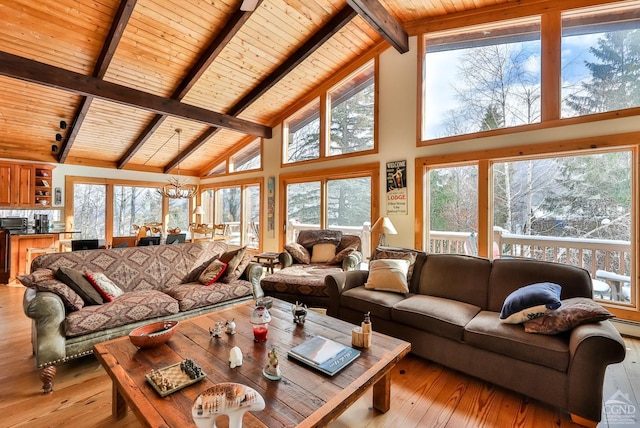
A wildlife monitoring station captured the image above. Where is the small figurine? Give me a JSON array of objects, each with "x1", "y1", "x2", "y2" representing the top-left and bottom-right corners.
[
  {"x1": 262, "y1": 347, "x2": 282, "y2": 380},
  {"x1": 291, "y1": 301, "x2": 307, "y2": 325},
  {"x1": 229, "y1": 346, "x2": 243, "y2": 368},
  {"x1": 225, "y1": 318, "x2": 236, "y2": 335},
  {"x1": 209, "y1": 321, "x2": 224, "y2": 338}
]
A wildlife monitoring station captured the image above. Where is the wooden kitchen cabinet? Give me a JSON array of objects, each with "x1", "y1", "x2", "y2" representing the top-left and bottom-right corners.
[{"x1": 0, "y1": 161, "x2": 53, "y2": 208}]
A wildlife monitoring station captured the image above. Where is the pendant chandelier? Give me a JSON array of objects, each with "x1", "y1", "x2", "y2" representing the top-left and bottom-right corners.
[{"x1": 157, "y1": 129, "x2": 199, "y2": 199}]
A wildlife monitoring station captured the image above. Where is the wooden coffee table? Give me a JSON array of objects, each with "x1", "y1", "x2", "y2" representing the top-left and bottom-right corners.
[{"x1": 94, "y1": 298, "x2": 410, "y2": 427}]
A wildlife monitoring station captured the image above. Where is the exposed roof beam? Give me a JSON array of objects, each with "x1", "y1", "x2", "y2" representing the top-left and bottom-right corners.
[
  {"x1": 120, "y1": 3, "x2": 261, "y2": 169},
  {"x1": 167, "y1": 5, "x2": 358, "y2": 174},
  {"x1": 347, "y1": 0, "x2": 408, "y2": 53},
  {"x1": 58, "y1": 0, "x2": 138, "y2": 163},
  {"x1": 0, "y1": 51, "x2": 272, "y2": 138}
]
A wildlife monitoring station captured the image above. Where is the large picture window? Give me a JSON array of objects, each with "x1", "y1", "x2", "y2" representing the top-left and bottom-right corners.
[
  {"x1": 113, "y1": 186, "x2": 162, "y2": 236},
  {"x1": 423, "y1": 19, "x2": 541, "y2": 140},
  {"x1": 418, "y1": 139, "x2": 637, "y2": 319},
  {"x1": 283, "y1": 60, "x2": 377, "y2": 165},
  {"x1": 200, "y1": 179, "x2": 261, "y2": 249},
  {"x1": 73, "y1": 183, "x2": 106, "y2": 240},
  {"x1": 281, "y1": 164, "x2": 378, "y2": 256},
  {"x1": 561, "y1": 3, "x2": 640, "y2": 117}
]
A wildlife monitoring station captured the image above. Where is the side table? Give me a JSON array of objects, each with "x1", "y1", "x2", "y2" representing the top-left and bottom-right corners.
[{"x1": 253, "y1": 252, "x2": 280, "y2": 274}]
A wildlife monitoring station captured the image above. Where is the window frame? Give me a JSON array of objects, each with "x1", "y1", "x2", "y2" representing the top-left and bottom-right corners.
[
  {"x1": 199, "y1": 177, "x2": 263, "y2": 250},
  {"x1": 417, "y1": 0, "x2": 640, "y2": 147},
  {"x1": 415, "y1": 132, "x2": 640, "y2": 322},
  {"x1": 281, "y1": 59, "x2": 379, "y2": 167},
  {"x1": 279, "y1": 163, "x2": 380, "y2": 249},
  {"x1": 201, "y1": 136, "x2": 263, "y2": 177},
  {"x1": 64, "y1": 176, "x2": 195, "y2": 246}
]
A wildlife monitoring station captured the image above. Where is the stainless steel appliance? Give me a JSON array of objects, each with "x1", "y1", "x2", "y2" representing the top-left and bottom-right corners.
[
  {"x1": 34, "y1": 214, "x2": 49, "y2": 233},
  {"x1": 0, "y1": 217, "x2": 28, "y2": 233}
]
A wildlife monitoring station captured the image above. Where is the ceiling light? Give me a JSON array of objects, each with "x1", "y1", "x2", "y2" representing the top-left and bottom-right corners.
[{"x1": 157, "y1": 129, "x2": 199, "y2": 199}]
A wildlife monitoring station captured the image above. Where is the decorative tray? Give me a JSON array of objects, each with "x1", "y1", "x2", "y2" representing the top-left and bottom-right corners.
[{"x1": 145, "y1": 359, "x2": 206, "y2": 397}]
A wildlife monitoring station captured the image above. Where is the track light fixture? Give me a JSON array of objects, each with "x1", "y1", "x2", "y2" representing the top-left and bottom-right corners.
[
  {"x1": 55, "y1": 133, "x2": 62, "y2": 142},
  {"x1": 60, "y1": 120, "x2": 67, "y2": 129},
  {"x1": 51, "y1": 145, "x2": 58, "y2": 153}
]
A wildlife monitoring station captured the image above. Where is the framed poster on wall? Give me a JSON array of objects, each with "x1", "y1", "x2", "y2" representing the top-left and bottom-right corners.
[{"x1": 386, "y1": 160, "x2": 407, "y2": 215}]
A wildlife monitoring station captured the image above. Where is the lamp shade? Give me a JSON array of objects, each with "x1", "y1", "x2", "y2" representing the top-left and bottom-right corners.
[
  {"x1": 193, "y1": 206, "x2": 204, "y2": 215},
  {"x1": 371, "y1": 217, "x2": 397, "y2": 235}
]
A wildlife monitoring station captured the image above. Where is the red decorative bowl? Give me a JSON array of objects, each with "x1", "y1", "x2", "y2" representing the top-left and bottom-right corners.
[{"x1": 129, "y1": 321, "x2": 179, "y2": 348}]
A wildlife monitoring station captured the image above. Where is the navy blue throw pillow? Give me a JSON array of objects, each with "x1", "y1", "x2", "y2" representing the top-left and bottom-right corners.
[{"x1": 500, "y1": 282, "x2": 562, "y2": 324}]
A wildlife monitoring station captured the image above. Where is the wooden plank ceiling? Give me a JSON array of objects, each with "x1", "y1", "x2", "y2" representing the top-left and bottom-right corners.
[{"x1": 0, "y1": 0, "x2": 511, "y2": 177}]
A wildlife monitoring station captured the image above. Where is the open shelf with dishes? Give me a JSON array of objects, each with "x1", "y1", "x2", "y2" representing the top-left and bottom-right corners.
[{"x1": 34, "y1": 167, "x2": 53, "y2": 206}]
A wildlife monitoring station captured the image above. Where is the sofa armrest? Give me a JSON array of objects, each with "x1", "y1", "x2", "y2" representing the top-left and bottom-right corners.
[
  {"x1": 342, "y1": 251, "x2": 363, "y2": 271},
  {"x1": 242, "y1": 262, "x2": 264, "y2": 300},
  {"x1": 23, "y1": 288, "x2": 67, "y2": 368},
  {"x1": 279, "y1": 251, "x2": 294, "y2": 269},
  {"x1": 326, "y1": 270, "x2": 370, "y2": 318},
  {"x1": 567, "y1": 320, "x2": 626, "y2": 422}
]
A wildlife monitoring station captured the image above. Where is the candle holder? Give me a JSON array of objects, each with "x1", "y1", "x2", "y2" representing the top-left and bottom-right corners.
[{"x1": 250, "y1": 306, "x2": 271, "y2": 342}]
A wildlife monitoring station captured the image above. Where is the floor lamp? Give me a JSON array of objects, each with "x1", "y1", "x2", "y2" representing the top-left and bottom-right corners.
[{"x1": 371, "y1": 216, "x2": 397, "y2": 246}]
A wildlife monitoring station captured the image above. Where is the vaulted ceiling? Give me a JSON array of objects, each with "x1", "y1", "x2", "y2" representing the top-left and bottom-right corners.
[{"x1": 0, "y1": 0, "x2": 511, "y2": 177}]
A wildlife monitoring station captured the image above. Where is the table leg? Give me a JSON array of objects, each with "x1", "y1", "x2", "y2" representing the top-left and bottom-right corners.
[
  {"x1": 372, "y1": 371, "x2": 391, "y2": 412},
  {"x1": 112, "y1": 383, "x2": 128, "y2": 419}
]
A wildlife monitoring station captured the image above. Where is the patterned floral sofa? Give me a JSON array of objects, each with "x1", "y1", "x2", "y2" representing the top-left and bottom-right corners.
[
  {"x1": 20, "y1": 241, "x2": 262, "y2": 392},
  {"x1": 260, "y1": 229, "x2": 362, "y2": 307}
]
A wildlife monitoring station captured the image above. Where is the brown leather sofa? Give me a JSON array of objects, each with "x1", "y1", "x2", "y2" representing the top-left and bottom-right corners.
[{"x1": 326, "y1": 248, "x2": 626, "y2": 425}]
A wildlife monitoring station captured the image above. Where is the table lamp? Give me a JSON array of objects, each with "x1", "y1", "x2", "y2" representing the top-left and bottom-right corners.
[{"x1": 371, "y1": 216, "x2": 397, "y2": 246}]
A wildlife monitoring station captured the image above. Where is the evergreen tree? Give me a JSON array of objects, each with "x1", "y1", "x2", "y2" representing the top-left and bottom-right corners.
[{"x1": 566, "y1": 29, "x2": 640, "y2": 115}]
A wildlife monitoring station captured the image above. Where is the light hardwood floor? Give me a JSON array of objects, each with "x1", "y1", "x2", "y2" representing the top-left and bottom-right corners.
[{"x1": 2, "y1": 284, "x2": 638, "y2": 428}]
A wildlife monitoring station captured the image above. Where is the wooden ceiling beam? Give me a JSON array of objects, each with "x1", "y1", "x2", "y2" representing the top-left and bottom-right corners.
[
  {"x1": 168, "y1": 5, "x2": 358, "y2": 175},
  {"x1": 58, "y1": 0, "x2": 138, "y2": 163},
  {"x1": 0, "y1": 51, "x2": 272, "y2": 138},
  {"x1": 347, "y1": 0, "x2": 408, "y2": 53},
  {"x1": 121, "y1": 3, "x2": 262, "y2": 169}
]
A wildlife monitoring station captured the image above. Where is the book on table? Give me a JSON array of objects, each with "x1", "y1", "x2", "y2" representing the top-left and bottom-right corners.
[{"x1": 287, "y1": 335, "x2": 360, "y2": 376}]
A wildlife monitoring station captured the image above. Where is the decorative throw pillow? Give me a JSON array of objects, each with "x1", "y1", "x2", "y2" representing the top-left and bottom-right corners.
[
  {"x1": 328, "y1": 244, "x2": 358, "y2": 264},
  {"x1": 523, "y1": 297, "x2": 614, "y2": 335},
  {"x1": 198, "y1": 259, "x2": 228, "y2": 286},
  {"x1": 372, "y1": 249, "x2": 418, "y2": 281},
  {"x1": 364, "y1": 259, "x2": 411, "y2": 294},
  {"x1": 285, "y1": 242, "x2": 310, "y2": 264},
  {"x1": 84, "y1": 271, "x2": 124, "y2": 302},
  {"x1": 500, "y1": 282, "x2": 562, "y2": 324},
  {"x1": 55, "y1": 267, "x2": 105, "y2": 305},
  {"x1": 219, "y1": 247, "x2": 247, "y2": 278},
  {"x1": 310, "y1": 243, "x2": 337, "y2": 263},
  {"x1": 221, "y1": 252, "x2": 252, "y2": 283},
  {"x1": 18, "y1": 268, "x2": 84, "y2": 311}
]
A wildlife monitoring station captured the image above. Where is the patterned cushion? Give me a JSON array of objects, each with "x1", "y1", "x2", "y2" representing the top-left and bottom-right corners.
[
  {"x1": 55, "y1": 267, "x2": 104, "y2": 305},
  {"x1": 165, "y1": 281, "x2": 253, "y2": 311},
  {"x1": 523, "y1": 297, "x2": 614, "y2": 334},
  {"x1": 219, "y1": 247, "x2": 246, "y2": 279},
  {"x1": 198, "y1": 259, "x2": 228, "y2": 285},
  {"x1": 220, "y1": 252, "x2": 252, "y2": 283},
  {"x1": 297, "y1": 229, "x2": 342, "y2": 249},
  {"x1": 65, "y1": 289, "x2": 179, "y2": 337},
  {"x1": 328, "y1": 245, "x2": 358, "y2": 264},
  {"x1": 285, "y1": 242, "x2": 310, "y2": 264},
  {"x1": 85, "y1": 271, "x2": 124, "y2": 302},
  {"x1": 260, "y1": 264, "x2": 343, "y2": 298},
  {"x1": 18, "y1": 269, "x2": 84, "y2": 312}
]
